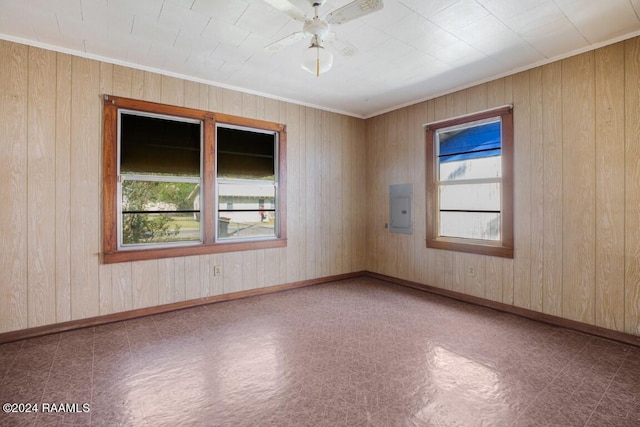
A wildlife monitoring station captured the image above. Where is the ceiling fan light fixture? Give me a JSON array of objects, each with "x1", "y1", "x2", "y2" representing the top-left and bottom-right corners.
[{"x1": 302, "y1": 43, "x2": 333, "y2": 77}]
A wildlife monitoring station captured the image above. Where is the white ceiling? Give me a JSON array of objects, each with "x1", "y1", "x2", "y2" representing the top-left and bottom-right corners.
[{"x1": 1, "y1": 0, "x2": 639, "y2": 118}]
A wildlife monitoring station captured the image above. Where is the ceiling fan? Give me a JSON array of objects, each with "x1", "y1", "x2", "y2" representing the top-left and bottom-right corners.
[{"x1": 263, "y1": 0, "x2": 385, "y2": 77}]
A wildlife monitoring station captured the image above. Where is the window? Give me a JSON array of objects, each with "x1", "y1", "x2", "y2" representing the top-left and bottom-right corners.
[
  {"x1": 216, "y1": 125, "x2": 278, "y2": 240},
  {"x1": 119, "y1": 111, "x2": 202, "y2": 247},
  {"x1": 425, "y1": 106, "x2": 513, "y2": 258},
  {"x1": 103, "y1": 95, "x2": 287, "y2": 263}
]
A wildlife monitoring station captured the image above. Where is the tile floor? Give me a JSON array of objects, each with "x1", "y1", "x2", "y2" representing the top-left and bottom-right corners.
[{"x1": 1, "y1": 277, "x2": 639, "y2": 426}]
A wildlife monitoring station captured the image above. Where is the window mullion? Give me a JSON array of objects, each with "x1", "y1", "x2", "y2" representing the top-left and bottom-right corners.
[{"x1": 202, "y1": 117, "x2": 216, "y2": 245}]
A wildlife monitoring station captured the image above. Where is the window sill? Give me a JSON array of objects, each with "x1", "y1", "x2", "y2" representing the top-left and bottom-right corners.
[
  {"x1": 103, "y1": 238, "x2": 287, "y2": 264},
  {"x1": 427, "y1": 237, "x2": 513, "y2": 258}
]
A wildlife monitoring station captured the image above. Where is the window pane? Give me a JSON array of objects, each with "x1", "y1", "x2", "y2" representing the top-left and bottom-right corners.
[
  {"x1": 438, "y1": 119, "x2": 501, "y2": 182},
  {"x1": 218, "y1": 212, "x2": 275, "y2": 239},
  {"x1": 439, "y1": 183, "x2": 500, "y2": 212},
  {"x1": 439, "y1": 156, "x2": 501, "y2": 181},
  {"x1": 122, "y1": 212, "x2": 200, "y2": 245},
  {"x1": 218, "y1": 182, "x2": 276, "y2": 239},
  {"x1": 121, "y1": 180, "x2": 201, "y2": 246},
  {"x1": 439, "y1": 211, "x2": 500, "y2": 241},
  {"x1": 217, "y1": 127, "x2": 275, "y2": 180},
  {"x1": 120, "y1": 113, "x2": 201, "y2": 177},
  {"x1": 122, "y1": 180, "x2": 200, "y2": 213}
]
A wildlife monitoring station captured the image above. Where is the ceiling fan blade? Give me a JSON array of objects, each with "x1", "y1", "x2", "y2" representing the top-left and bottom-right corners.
[
  {"x1": 262, "y1": 0, "x2": 308, "y2": 21},
  {"x1": 326, "y1": 0, "x2": 384, "y2": 25},
  {"x1": 265, "y1": 32, "x2": 307, "y2": 52}
]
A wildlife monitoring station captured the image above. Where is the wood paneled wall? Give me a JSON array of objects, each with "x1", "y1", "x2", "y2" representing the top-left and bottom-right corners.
[
  {"x1": 366, "y1": 38, "x2": 640, "y2": 336},
  {"x1": 0, "y1": 39, "x2": 367, "y2": 333},
  {"x1": 2, "y1": 36, "x2": 639, "y2": 338}
]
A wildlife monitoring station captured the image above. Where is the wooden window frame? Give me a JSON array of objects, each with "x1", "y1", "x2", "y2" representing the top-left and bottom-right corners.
[
  {"x1": 103, "y1": 95, "x2": 287, "y2": 264},
  {"x1": 425, "y1": 105, "x2": 513, "y2": 258}
]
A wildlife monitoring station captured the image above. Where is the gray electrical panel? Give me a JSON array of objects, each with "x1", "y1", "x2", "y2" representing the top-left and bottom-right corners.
[{"x1": 389, "y1": 184, "x2": 413, "y2": 234}]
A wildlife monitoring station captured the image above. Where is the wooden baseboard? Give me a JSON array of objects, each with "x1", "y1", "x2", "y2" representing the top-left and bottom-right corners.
[
  {"x1": 366, "y1": 271, "x2": 640, "y2": 348},
  {"x1": 0, "y1": 271, "x2": 364, "y2": 345},
  {"x1": 2, "y1": 269, "x2": 639, "y2": 348}
]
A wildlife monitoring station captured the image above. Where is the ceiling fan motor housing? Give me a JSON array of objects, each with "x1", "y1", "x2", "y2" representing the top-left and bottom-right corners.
[{"x1": 303, "y1": 18, "x2": 330, "y2": 40}]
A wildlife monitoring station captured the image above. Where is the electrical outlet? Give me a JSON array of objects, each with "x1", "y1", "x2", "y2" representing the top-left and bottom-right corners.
[
  {"x1": 468, "y1": 266, "x2": 475, "y2": 277},
  {"x1": 214, "y1": 265, "x2": 222, "y2": 276}
]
